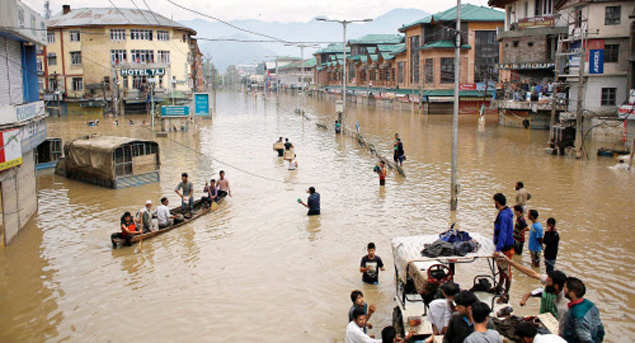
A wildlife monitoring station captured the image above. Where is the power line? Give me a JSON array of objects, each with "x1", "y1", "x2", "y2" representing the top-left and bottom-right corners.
[
  {"x1": 129, "y1": 0, "x2": 153, "y2": 25},
  {"x1": 164, "y1": 0, "x2": 292, "y2": 44},
  {"x1": 141, "y1": 0, "x2": 162, "y2": 25}
]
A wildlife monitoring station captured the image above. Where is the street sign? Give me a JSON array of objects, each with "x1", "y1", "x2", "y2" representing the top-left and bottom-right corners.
[
  {"x1": 120, "y1": 68, "x2": 166, "y2": 77},
  {"x1": 161, "y1": 105, "x2": 190, "y2": 117},
  {"x1": 193, "y1": 93, "x2": 210, "y2": 116},
  {"x1": 589, "y1": 49, "x2": 604, "y2": 74}
]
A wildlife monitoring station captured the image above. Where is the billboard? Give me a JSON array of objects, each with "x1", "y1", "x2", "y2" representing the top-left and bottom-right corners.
[
  {"x1": 0, "y1": 129, "x2": 22, "y2": 171},
  {"x1": 160, "y1": 105, "x2": 190, "y2": 117}
]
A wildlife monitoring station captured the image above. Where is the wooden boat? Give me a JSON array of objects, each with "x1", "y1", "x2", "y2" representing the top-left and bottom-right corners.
[{"x1": 111, "y1": 197, "x2": 224, "y2": 247}]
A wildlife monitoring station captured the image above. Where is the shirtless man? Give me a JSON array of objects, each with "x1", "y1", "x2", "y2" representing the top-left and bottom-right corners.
[{"x1": 217, "y1": 170, "x2": 231, "y2": 198}]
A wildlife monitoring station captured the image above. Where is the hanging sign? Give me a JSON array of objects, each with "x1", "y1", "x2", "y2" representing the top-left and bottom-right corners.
[
  {"x1": 193, "y1": 93, "x2": 210, "y2": 116},
  {"x1": 589, "y1": 49, "x2": 604, "y2": 74},
  {"x1": 0, "y1": 129, "x2": 22, "y2": 171}
]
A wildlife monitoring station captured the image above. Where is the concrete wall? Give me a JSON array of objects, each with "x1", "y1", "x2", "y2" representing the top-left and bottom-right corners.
[
  {"x1": 1, "y1": 149, "x2": 37, "y2": 246},
  {"x1": 568, "y1": 75, "x2": 627, "y2": 113},
  {"x1": 500, "y1": 35, "x2": 549, "y2": 64}
]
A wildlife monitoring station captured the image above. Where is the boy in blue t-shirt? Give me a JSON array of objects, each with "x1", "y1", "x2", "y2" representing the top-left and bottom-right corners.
[{"x1": 527, "y1": 209, "x2": 544, "y2": 268}]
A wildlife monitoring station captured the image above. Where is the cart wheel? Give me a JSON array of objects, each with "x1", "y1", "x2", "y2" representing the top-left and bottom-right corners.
[{"x1": 392, "y1": 306, "x2": 405, "y2": 338}]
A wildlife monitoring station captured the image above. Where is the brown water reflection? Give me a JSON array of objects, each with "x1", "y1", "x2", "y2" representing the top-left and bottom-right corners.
[{"x1": 0, "y1": 91, "x2": 633, "y2": 342}]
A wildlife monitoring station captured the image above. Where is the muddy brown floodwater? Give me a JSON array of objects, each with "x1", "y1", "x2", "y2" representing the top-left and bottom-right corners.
[{"x1": 0, "y1": 91, "x2": 633, "y2": 342}]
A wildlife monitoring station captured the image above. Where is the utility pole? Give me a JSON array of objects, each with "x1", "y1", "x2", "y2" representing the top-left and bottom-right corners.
[
  {"x1": 450, "y1": 0, "x2": 461, "y2": 211},
  {"x1": 575, "y1": 25, "x2": 587, "y2": 159},
  {"x1": 550, "y1": 34, "x2": 561, "y2": 134},
  {"x1": 150, "y1": 81, "x2": 155, "y2": 131},
  {"x1": 316, "y1": 17, "x2": 374, "y2": 125}
]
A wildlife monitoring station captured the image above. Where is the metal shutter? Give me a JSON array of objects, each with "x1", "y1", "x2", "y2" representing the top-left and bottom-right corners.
[{"x1": 0, "y1": 37, "x2": 24, "y2": 105}]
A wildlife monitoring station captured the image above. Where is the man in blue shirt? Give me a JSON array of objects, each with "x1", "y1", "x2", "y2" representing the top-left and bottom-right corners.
[
  {"x1": 527, "y1": 209, "x2": 544, "y2": 268},
  {"x1": 493, "y1": 193, "x2": 514, "y2": 296},
  {"x1": 299, "y1": 186, "x2": 320, "y2": 216}
]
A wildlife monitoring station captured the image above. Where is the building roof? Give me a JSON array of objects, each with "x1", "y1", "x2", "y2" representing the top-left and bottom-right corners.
[
  {"x1": 421, "y1": 40, "x2": 472, "y2": 49},
  {"x1": 400, "y1": 4, "x2": 505, "y2": 31},
  {"x1": 278, "y1": 57, "x2": 317, "y2": 71},
  {"x1": 314, "y1": 43, "x2": 350, "y2": 54},
  {"x1": 348, "y1": 34, "x2": 404, "y2": 45},
  {"x1": 47, "y1": 7, "x2": 196, "y2": 34},
  {"x1": 389, "y1": 43, "x2": 407, "y2": 55}
]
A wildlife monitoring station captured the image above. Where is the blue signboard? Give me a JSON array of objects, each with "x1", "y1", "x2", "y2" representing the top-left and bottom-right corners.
[
  {"x1": 161, "y1": 105, "x2": 190, "y2": 117},
  {"x1": 194, "y1": 93, "x2": 210, "y2": 116},
  {"x1": 589, "y1": 49, "x2": 604, "y2": 74}
]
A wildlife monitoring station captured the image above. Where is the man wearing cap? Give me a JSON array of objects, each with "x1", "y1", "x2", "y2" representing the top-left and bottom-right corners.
[{"x1": 138, "y1": 200, "x2": 157, "y2": 233}]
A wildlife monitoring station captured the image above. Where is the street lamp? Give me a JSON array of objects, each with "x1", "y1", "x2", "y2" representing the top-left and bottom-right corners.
[{"x1": 316, "y1": 17, "x2": 373, "y2": 124}]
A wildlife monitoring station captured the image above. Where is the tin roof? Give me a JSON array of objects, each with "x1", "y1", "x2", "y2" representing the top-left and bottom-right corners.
[
  {"x1": 400, "y1": 4, "x2": 504, "y2": 31},
  {"x1": 47, "y1": 7, "x2": 196, "y2": 34},
  {"x1": 421, "y1": 40, "x2": 472, "y2": 49},
  {"x1": 314, "y1": 43, "x2": 350, "y2": 54}
]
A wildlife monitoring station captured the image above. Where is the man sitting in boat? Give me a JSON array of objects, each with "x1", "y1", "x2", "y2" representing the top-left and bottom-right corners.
[
  {"x1": 217, "y1": 171, "x2": 231, "y2": 198},
  {"x1": 175, "y1": 172, "x2": 194, "y2": 217},
  {"x1": 202, "y1": 179, "x2": 219, "y2": 207},
  {"x1": 156, "y1": 197, "x2": 176, "y2": 229},
  {"x1": 111, "y1": 211, "x2": 141, "y2": 246},
  {"x1": 137, "y1": 200, "x2": 157, "y2": 233}
]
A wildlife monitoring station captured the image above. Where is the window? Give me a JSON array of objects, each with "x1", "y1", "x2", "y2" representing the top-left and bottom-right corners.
[
  {"x1": 182, "y1": 34, "x2": 187, "y2": 42},
  {"x1": 575, "y1": 8, "x2": 582, "y2": 28},
  {"x1": 132, "y1": 75, "x2": 148, "y2": 89},
  {"x1": 48, "y1": 77, "x2": 58, "y2": 91},
  {"x1": 398, "y1": 62, "x2": 404, "y2": 83},
  {"x1": 47, "y1": 53, "x2": 56, "y2": 66},
  {"x1": 72, "y1": 77, "x2": 83, "y2": 91},
  {"x1": 440, "y1": 57, "x2": 454, "y2": 83},
  {"x1": 130, "y1": 29, "x2": 153, "y2": 40},
  {"x1": 370, "y1": 70, "x2": 376, "y2": 82},
  {"x1": 114, "y1": 146, "x2": 133, "y2": 176},
  {"x1": 70, "y1": 51, "x2": 81, "y2": 65},
  {"x1": 475, "y1": 31, "x2": 498, "y2": 82},
  {"x1": 605, "y1": 6, "x2": 620, "y2": 25},
  {"x1": 47, "y1": 32, "x2": 55, "y2": 43},
  {"x1": 524, "y1": 1, "x2": 528, "y2": 17},
  {"x1": 130, "y1": 50, "x2": 154, "y2": 64},
  {"x1": 513, "y1": 41, "x2": 519, "y2": 47},
  {"x1": 601, "y1": 88, "x2": 616, "y2": 106},
  {"x1": 535, "y1": 0, "x2": 553, "y2": 16},
  {"x1": 103, "y1": 76, "x2": 110, "y2": 89},
  {"x1": 528, "y1": 42, "x2": 534, "y2": 47},
  {"x1": 604, "y1": 44, "x2": 619, "y2": 63},
  {"x1": 122, "y1": 76, "x2": 128, "y2": 89},
  {"x1": 157, "y1": 30, "x2": 169, "y2": 41},
  {"x1": 69, "y1": 30, "x2": 80, "y2": 41},
  {"x1": 409, "y1": 35, "x2": 420, "y2": 83},
  {"x1": 111, "y1": 49, "x2": 127, "y2": 64},
  {"x1": 157, "y1": 50, "x2": 170, "y2": 64},
  {"x1": 110, "y1": 29, "x2": 126, "y2": 40},
  {"x1": 424, "y1": 58, "x2": 433, "y2": 83},
  {"x1": 348, "y1": 63, "x2": 355, "y2": 80},
  {"x1": 36, "y1": 59, "x2": 43, "y2": 73}
]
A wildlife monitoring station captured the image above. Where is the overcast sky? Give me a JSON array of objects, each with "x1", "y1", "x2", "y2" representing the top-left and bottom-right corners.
[{"x1": 23, "y1": 0, "x2": 491, "y2": 22}]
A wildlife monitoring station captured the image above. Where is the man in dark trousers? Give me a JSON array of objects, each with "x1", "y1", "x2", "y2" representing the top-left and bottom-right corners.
[{"x1": 493, "y1": 193, "x2": 514, "y2": 296}]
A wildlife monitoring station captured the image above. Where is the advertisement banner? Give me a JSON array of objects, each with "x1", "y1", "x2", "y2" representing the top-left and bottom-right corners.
[
  {"x1": 0, "y1": 129, "x2": 23, "y2": 171},
  {"x1": 459, "y1": 83, "x2": 477, "y2": 90},
  {"x1": 589, "y1": 49, "x2": 604, "y2": 74}
]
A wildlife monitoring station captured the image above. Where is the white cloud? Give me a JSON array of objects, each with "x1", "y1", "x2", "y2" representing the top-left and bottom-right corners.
[{"x1": 23, "y1": 0, "x2": 491, "y2": 22}]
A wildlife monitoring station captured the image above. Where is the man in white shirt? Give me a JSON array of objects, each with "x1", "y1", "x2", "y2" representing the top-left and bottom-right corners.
[
  {"x1": 428, "y1": 282, "x2": 460, "y2": 335},
  {"x1": 155, "y1": 197, "x2": 175, "y2": 229},
  {"x1": 515, "y1": 321, "x2": 566, "y2": 343},
  {"x1": 345, "y1": 307, "x2": 381, "y2": 343}
]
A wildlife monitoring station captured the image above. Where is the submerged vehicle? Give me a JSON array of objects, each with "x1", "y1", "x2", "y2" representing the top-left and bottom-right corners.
[
  {"x1": 391, "y1": 232, "x2": 510, "y2": 341},
  {"x1": 55, "y1": 135, "x2": 160, "y2": 188}
]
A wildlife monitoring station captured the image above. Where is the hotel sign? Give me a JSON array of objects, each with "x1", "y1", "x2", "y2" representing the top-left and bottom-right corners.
[
  {"x1": 120, "y1": 68, "x2": 166, "y2": 77},
  {"x1": 518, "y1": 16, "x2": 555, "y2": 29},
  {"x1": 498, "y1": 63, "x2": 554, "y2": 70}
]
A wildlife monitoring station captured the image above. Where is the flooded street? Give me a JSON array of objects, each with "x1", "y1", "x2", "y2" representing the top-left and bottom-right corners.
[{"x1": 1, "y1": 91, "x2": 633, "y2": 342}]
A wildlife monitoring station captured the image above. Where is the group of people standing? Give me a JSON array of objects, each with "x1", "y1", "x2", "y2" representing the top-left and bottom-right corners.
[
  {"x1": 492, "y1": 182, "x2": 604, "y2": 343},
  {"x1": 274, "y1": 137, "x2": 298, "y2": 170}
]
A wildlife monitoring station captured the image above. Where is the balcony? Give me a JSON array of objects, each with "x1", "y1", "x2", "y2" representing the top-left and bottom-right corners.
[{"x1": 497, "y1": 18, "x2": 566, "y2": 39}]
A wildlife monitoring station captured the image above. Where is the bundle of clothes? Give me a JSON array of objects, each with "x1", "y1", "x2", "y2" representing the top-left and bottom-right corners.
[{"x1": 421, "y1": 229, "x2": 480, "y2": 257}]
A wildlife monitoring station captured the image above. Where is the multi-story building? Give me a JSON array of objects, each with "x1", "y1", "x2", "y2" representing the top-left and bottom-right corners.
[
  {"x1": 489, "y1": 0, "x2": 567, "y2": 83},
  {"x1": 346, "y1": 34, "x2": 404, "y2": 91},
  {"x1": 314, "y1": 43, "x2": 349, "y2": 88},
  {"x1": 556, "y1": 0, "x2": 634, "y2": 113},
  {"x1": 399, "y1": 4, "x2": 504, "y2": 112},
  {"x1": 277, "y1": 58, "x2": 317, "y2": 89},
  {"x1": 264, "y1": 57, "x2": 301, "y2": 90},
  {"x1": 0, "y1": 0, "x2": 48, "y2": 245},
  {"x1": 39, "y1": 5, "x2": 200, "y2": 113}
]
